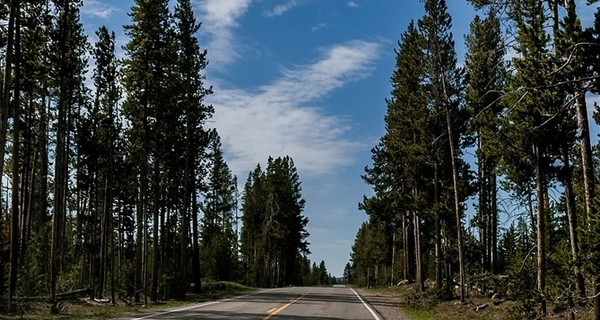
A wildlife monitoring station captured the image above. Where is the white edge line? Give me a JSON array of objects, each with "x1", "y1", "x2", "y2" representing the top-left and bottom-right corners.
[
  {"x1": 351, "y1": 288, "x2": 382, "y2": 320},
  {"x1": 130, "y1": 290, "x2": 264, "y2": 320}
]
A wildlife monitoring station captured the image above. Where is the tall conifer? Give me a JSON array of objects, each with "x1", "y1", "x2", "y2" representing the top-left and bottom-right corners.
[{"x1": 418, "y1": 0, "x2": 468, "y2": 302}]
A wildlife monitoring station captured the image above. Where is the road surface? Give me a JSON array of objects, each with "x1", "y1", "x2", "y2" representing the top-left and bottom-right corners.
[{"x1": 114, "y1": 286, "x2": 382, "y2": 320}]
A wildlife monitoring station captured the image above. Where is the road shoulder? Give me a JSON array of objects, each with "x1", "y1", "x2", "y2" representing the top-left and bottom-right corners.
[{"x1": 355, "y1": 288, "x2": 411, "y2": 320}]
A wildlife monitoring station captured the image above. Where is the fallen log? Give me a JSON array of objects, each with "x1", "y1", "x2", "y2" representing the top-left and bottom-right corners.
[
  {"x1": 474, "y1": 303, "x2": 489, "y2": 312},
  {"x1": 56, "y1": 288, "x2": 91, "y2": 301}
]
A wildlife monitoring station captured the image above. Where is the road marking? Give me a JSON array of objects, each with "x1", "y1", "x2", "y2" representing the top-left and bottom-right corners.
[
  {"x1": 351, "y1": 288, "x2": 382, "y2": 320},
  {"x1": 262, "y1": 292, "x2": 306, "y2": 320},
  {"x1": 129, "y1": 291, "x2": 264, "y2": 320}
]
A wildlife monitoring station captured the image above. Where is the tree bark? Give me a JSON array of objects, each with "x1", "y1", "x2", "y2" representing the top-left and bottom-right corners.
[
  {"x1": 0, "y1": 0, "x2": 17, "y2": 216},
  {"x1": 413, "y1": 207, "x2": 423, "y2": 292},
  {"x1": 561, "y1": 145, "x2": 586, "y2": 298},
  {"x1": 402, "y1": 213, "x2": 409, "y2": 282},
  {"x1": 151, "y1": 159, "x2": 160, "y2": 302},
  {"x1": 443, "y1": 84, "x2": 466, "y2": 303},
  {"x1": 535, "y1": 142, "x2": 547, "y2": 316},
  {"x1": 434, "y1": 161, "x2": 442, "y2": 291},
  {"x1": 191, "y1": 186, "x2": 201, "y2": 293},
  {"x1": 8, "y1": 2, "x2": 21, "y2": 309}
]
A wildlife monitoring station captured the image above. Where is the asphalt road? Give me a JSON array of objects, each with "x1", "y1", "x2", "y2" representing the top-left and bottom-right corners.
[{"x1": 114, "y1": 286, "x2": 382, "y2": 320}]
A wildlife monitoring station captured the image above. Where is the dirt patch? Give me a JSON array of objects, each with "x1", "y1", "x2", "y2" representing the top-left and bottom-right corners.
[{"x1": 356, "y1": 288, "x2": 411, "y2": 320}]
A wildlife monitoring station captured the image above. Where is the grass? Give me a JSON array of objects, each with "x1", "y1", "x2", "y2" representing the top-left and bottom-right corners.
[
  {"x1": 0, "y1": 281, "x2": 255, "y2": 320},
  {"x1": 364, "y1": 284, "x2": 596, "y2": 320}
]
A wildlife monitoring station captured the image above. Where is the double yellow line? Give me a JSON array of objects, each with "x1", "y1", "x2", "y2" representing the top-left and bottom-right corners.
[{"x1": 263, "y1": 292, "x2": 307, "y2": 320}]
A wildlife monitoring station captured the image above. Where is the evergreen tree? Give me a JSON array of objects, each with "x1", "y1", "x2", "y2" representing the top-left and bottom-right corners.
[
  {"x1": 48, "y1": 0, "x2": 89, "y2": 312},
  {"x1": 240, "y1": 165, "x2": 266, "y2": 286},
  {"x1": 361, "y1": 21, "x2": 431, "y2": 291},
  {"x1": 200, "y1": 132, "x2": 237, "y2": 281},
  {"x1": 503, "y1": 1, "x2": 557, "y2": 315},
  {"x1": 464, "y1": 9, "x2": 506, "y2": 275},
  {"x1": 122, "y1": 0, "x2": 175, "y2": 303},
  {"x1": 418, "y1": 0, "x2": 468, "y2": 302},
  {"x1": 240, "y1": 156, "x2": 309, "y2": 287},
  {"x1": 173, "y1": 0, "x2": 213, "y2": 293},
  {"x1": 91, "y1": 25, "x2": 120, "y2": 301}
]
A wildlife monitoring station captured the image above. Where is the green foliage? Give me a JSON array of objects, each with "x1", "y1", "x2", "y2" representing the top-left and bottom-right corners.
[
  {"x1": 349, "y1": 221, "x2": 391, "y2": 287},
  {"x1": 240, "y1": 156, "x2": 310, "y2": 287},
  {"x1": 200, "y1": 134, "x2": 238, "y2": 281},
  {"x1": 0, "y1": 216, "x2": 7, "y2": 297},
  {"x1": 18, "y1": 223, "x2": 52, "y2": 297}
]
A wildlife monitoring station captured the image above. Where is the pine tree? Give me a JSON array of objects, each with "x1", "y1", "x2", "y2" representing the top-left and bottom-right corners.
[
  {"x1": 14, "y1": 0, "x2": 53, "y2": 300},
  {"x1": 122, "y1": 0, "x2": 175, "y2": 303},
  {"x1": 90, "y1": 25, "x2": 120, "y2": 301},
  {"x1": 361, "y1": 20, "x2": 431, "y2": 291},
  {"x1": 200, "y1": 132, "x2": 237, "y2": 281},
  {"x1": 504, "y1": 1, "x2": 557, "y2": 315},
  {"x1": 240, "y1": 165, "x2": 266, "y2": 286},
  {"x1": 418, "y1": 0, "x2": 468, "y2": 302},
  {"x1": 48, "y1": 0, "x2": 89, "y2": 312},
  {"x1": 464, "y1": 9, "x2": 506, "y2": 275},
  {"x1": 173, "y1": 0, "x2": 213, "y2": 294},
  {"x1": 240, "y1": 156, "x2": 309, "y2": 287}
]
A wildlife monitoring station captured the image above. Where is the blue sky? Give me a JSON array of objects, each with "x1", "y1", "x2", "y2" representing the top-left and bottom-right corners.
[{"x1": 80, "y1": 0, "x2": 599, "y2": 277}]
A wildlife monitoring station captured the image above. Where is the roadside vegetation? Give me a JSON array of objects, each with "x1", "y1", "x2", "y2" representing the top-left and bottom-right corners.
[
  {"x1": 0, "y1": 281, "x2": 253, "y2": 320},
  {"x1": 366, "y1": 284, "x2": 595, "y2": 320}
]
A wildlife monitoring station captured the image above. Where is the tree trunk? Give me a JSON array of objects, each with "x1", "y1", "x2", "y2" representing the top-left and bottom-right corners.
[
  {"x1": 402, "y1": 213, "x2": 410, "y2": 282},
  {"x1": 478, "y1": 135, "x2": 489, "y2": 274},
  {"x1": 413, "y1": 208, "x2": 423, "y2": 292},
  {"x1": 0, "y1": 0, "x2": 17, "y2": 222},
  {"x1": 491, "y1": 172, "x2": 498, "y2": 274},
  {"x1": 445, "y1": 101, "x2": 466, "y2": 303},
  {"x1": 191, "y1": 186, "x2": 201, "y2": 293},
  {"x1": 434, "y1": 161, "x2": 442, "y2": 290},
  {"x1": 561, "y1": 145, "x2": 586, "y2": 298},
  {"x1": 51, "y1": 18, "x2": 73, "y2": 313},
  {"x1": 391, "y1": 229, "x2": 396, "y2": 286},
  {"x1": 535, "y1": 143, "x2": 547, "y2": 316},
  {"x1": 8, "y1": 2, "x2": 21, "y2": 310},
  {"x1": 151, "y1": 159, "x2": 160, "y2": 302},
  {"x1": 134, "y1": 175, "x2": 144, "y2": 303}
]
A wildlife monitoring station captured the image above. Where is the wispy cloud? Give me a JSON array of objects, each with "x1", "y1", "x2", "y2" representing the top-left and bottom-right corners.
[
  {"x1": 347, "y1": 1, "x2": 359, "y2": 8},
  {"x1": 81, "y1": 0, "x2": 119, "y2": 19},
  {"x1": 198, "y1": 0, "x2": 253, "y2": 65},
  {"x1": 311, "y1": 22, "x2": 327, "y2": 32},
  {"x1": 264, "y1": 0, "x2": 301, "y2": 17},
  {"x1": 208, "y1": 40, "x2": 382, "y2": 177}
]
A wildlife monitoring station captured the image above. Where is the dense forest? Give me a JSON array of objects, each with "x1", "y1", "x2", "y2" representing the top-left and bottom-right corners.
[
  {"x1": 0, "y1": 0, "x2": 335, "y2": 313},
  {"x1": 350, "y1": 0, "x2": 600, "y2": 319}
]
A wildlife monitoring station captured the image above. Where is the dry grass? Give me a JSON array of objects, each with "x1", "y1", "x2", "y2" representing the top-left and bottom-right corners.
[
  {"x1": 0, "y1": 281, "x2": 255, "y2": 320},
  {"x1": 366, "y1": 284, "x2": 595, "y2": 320}
]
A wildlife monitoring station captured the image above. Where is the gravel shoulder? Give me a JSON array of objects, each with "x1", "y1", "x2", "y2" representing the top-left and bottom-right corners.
[{"x1": 356, "y1": 288, "x2": 412, "y2": 320}]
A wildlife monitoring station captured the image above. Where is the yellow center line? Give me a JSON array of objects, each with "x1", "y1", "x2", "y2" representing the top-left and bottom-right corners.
[{"x1": 263, "y1": 293, "x2": 307, "y2": 320}]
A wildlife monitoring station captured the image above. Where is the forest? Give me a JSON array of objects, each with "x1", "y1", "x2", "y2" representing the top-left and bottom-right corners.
[
  {"x1": 0, "y1": 0, "x2": 336, "y2": 314},
  {"x1": 350, "y1": 0, "x2": 600, "y2": 319}
]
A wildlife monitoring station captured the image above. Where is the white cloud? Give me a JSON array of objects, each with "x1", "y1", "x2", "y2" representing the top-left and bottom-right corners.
[
  {"x1": 198, "y1": 0, "x2": 253, "y2": 65},
  {"x1": 347, "y1": 1, "x2": 359, "y2": 8},
  {"x1": 81, "y1": 0, "x2": 119, "y2": 19},
  {"x1": 264, "y1": 0, "x2": 300, "y2": 17},
  {"x1": 311, "y1": 22, "x2": 327, "y2": 32},
  {"x1": 208, "y1": 40, "x2": 381, "y2": 177}
]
